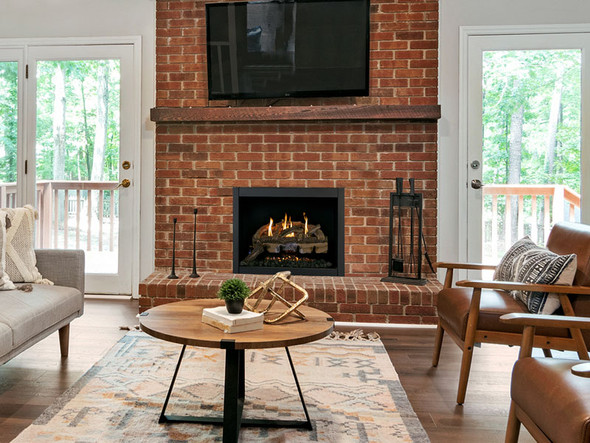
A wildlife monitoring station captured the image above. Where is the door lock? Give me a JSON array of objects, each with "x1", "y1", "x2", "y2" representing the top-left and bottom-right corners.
[
  {"x1": 470, "y1": 160, "x2": 480, "y2": 170},
  {"x1": 115, "y1": 179, "x2": 131, "y2": 189},
  {"x1": 122, "y1": 161, "x2": 131, "y2": 170}
]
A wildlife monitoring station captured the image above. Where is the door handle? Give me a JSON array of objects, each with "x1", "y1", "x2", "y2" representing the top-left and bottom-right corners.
[
  {"x1": 471, "y1": 179, "x2": 484, "y2": 189},
  {"x1": 115, "y1": 179, "x2": 131, "y2": 189}
]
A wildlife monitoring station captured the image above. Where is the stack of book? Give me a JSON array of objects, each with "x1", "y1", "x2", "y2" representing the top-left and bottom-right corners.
[{"x1": 202, "y1": 306, "x2": 264, "y2": 333}]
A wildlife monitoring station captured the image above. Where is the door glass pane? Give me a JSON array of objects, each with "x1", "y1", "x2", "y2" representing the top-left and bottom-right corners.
[
  {"x1": 481, "y1": 49, "x2": 581, "y2": 264},
  {"x1": 0, "y1": 61, "x2": 18, "y2": 208},
  {"x1": 35, "y1": 60, "x2": 121, "y2": 274}
]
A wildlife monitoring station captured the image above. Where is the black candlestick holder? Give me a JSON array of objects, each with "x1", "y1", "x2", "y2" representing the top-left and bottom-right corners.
[
  {"x1": 190, "y1": 208, "x2": 200, "y2": 278},
  {"x1": 168, "y1": 218, "x2": 178, "y2": 279}
]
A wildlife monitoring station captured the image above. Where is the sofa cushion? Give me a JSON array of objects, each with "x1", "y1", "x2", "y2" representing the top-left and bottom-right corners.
[
  {"x1": 0, "y1": 322, "x2": 12, "y2": 356},
  {"x1": 3, "y1": 206, "x2": 44, "y2": 283},
  {"x1": 0, "y1": 285, "x2": 83, "y2": 348},
  {"x1": 512, "y1": 358, "x2": 590, "y2": 443},
  {"x1": 512, "y1": 247, "x2": 577, "y2": 314}
]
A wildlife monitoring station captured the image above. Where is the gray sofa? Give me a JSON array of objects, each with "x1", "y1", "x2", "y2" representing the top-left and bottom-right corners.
[{"x1": 0, "y1": 249, "x2": 85, "y2": 365}]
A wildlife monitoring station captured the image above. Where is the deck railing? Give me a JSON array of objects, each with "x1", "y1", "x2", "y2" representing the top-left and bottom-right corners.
[
  {"x1": 483, "y1": 184, "x2": 580, "y2": 261},
  {"x1": 0, "y1": 180, "x2": 118, "y2": 251}
]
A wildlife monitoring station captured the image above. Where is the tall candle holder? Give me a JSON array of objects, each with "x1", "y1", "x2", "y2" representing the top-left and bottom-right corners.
[
  {"x1": 168, "y1": 218, "x2": 178, "y2": 279},
  {"x1": 190, "y1": 208, "x2": 200, "y2": 278}
]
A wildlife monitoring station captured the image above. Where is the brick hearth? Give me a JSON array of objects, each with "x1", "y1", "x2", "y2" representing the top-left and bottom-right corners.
[
  {"x1": 143, "y1": 0, "x2": 442, "y2": 324},
  {"x1": 139, "y1": 272, "x2": 441, "y2": 324}
]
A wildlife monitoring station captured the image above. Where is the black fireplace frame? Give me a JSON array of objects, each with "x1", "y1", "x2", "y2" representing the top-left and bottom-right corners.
[{"x1": 233, "y1": 187, "x2": 345, "y2": 276}]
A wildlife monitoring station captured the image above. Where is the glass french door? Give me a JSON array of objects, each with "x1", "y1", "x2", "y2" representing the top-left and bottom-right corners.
[
  {"x1": 0, "y1": 50, "x2": 23, "y2": 209},
  {"x1": 0, "y1": 43, "x2": 137, "y2": 294},
  {"x1": 466, "y1": 33, "x2": 590, "y2": 269}
]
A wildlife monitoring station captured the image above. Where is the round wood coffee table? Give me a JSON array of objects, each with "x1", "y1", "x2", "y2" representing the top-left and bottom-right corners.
[{"x1": 139, "y1": 298, "x2": 334, "y2": 443}]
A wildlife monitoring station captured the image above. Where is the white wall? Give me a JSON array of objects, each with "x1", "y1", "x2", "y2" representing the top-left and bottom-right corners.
[
  {"x1": 439, "y1": 0, "x2": 590, "y2": 266},
  {"x1": 0, "y1": 0, "x2": 156, "y2": 294}
]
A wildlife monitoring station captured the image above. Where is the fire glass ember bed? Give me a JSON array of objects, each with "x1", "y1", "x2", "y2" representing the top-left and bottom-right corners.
[{"x1": 233, "y1": 187, "x2": 344, "y2": 276}]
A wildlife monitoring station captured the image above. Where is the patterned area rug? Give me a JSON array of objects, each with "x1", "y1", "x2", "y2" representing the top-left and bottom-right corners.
[{"x1": 15, "y1": 331, "x2": 429, "y2": 442}]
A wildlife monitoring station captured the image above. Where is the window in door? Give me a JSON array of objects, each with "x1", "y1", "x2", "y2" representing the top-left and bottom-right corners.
[
  {"x1": 481, "y1": 49, "x2": 581, "y2": 264},
  {"x1": 465, "y1": 32, "x2": 590, "y2": 270},
  {"x1": 34, "y1": 59, "x2": 121, "y2": 274}
]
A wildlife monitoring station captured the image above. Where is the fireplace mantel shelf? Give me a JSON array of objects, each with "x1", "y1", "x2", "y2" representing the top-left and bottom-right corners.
[{"x1": 150, "y1": 104, "x2": 441, "y2": 123}]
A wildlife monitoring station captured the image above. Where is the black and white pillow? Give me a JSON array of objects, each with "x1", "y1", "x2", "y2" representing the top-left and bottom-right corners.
[
  {"x1": 511, "y1": 248, "x2": 577, "y2": 315},
  {"x1": 494, "y1": 236, "x2": 539, "y2": 281}
]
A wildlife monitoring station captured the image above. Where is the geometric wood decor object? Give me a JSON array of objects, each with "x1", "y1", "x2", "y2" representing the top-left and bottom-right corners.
[{"x1": 245, "y1": 271, "x2": 308, "y2": 324}]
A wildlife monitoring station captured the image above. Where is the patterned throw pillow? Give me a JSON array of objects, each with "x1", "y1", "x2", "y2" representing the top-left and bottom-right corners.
[
  {"x1": 511, "y1": 247, "x2": 577, "y2": 315},
  {"x1": 494, "y1": 236, "x2": 539, "y2": 281},
  {"x1": 3, "y1": 205, "x2": 43, "y2": 283},
  {"x1": 0, "y1": 211, "x2": 16, "y2": 290}
]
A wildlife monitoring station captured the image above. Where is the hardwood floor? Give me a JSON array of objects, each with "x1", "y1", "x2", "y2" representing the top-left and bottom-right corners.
[
  {"x1": 369, "y1": 325, "x2": 535, "y2": 442},
  {"x1": 0, "y1": 295, "x2": 139, "y2": 442},
  {"x1": 0, "y1": 297, "x2": 537, "y2": 442}
]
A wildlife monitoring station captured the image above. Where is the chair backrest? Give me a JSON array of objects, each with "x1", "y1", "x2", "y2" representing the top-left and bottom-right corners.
[{"x1": 546, "y1": 221, "x2": 590, "y2": 286}]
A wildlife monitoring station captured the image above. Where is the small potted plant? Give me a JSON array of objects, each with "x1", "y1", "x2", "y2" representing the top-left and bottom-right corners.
[{"x1": 217, "y1": 278, "x2": 251, "y2": 314}]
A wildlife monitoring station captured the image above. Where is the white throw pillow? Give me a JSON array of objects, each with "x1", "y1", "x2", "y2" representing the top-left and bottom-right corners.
[
  {"x1": 0, "y1": 210, "x2": 16, "y2": 290},
  {"x1": 3, "y1": 205, "x2": 43, "y2": 283}
]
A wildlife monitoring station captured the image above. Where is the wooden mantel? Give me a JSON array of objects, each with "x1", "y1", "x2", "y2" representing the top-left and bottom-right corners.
[{"x1": 150, "y1": 104, "x2": 441, "y2": 123}]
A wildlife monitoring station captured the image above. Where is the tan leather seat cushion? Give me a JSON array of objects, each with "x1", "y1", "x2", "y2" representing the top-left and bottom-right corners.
[
  {"x1": 437, "y1": 287, "x2": 570, "y2": 340},
  {"x1": 512, "y1": 358, "x2": 590, "y2": 443}
]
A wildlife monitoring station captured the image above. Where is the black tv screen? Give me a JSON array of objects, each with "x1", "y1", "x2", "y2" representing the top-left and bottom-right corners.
[{"x1": 206, "y1": 0, "x2": 370, "y2": 100}]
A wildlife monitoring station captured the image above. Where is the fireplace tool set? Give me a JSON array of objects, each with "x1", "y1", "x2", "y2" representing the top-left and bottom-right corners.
[
  {"x1": 168, "y1": 208, "x2": 200, "y2": 279},
  {"x1": 381, "y1": 178, "x2": 434, "y2": 285}
]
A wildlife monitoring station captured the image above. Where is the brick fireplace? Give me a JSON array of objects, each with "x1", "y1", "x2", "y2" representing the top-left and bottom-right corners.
[{"x1": 139, "y1": 0, "x2": 442, "y2": 323}]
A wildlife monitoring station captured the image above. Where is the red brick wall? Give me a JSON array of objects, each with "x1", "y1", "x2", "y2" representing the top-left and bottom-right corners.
[{"x1": 154, "y1": 0, "x2": 439, "y2": 277}]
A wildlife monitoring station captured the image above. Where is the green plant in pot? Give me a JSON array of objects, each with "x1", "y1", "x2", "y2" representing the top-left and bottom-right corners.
[{"x1": 217, "y1": 278, "x2": 251, "y2": 314}]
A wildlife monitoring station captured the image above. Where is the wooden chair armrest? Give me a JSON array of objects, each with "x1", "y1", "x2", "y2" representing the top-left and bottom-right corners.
[
  {"x1": 456, "y1": 280, "x2": 590, "y2": 295},
  {"x1": 500, "y1": 313, "x2": 590, "y2": 330},
  {"x1": 435, "y1": 262, "x2": 497, "y2": 271}
]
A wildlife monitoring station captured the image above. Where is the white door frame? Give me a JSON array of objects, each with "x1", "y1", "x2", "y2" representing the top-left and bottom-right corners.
[
  {"x1": 0, "y1": 37, "x2": 142, "y2": 295},
  {"x1": 458, "y1": 24, "x2": 590, "y2": 265}
]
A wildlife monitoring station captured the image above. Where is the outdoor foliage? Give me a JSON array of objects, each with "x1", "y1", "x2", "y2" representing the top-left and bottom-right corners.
[
  {"x1": 482, "y1": 49, "x2": 581, "y2": 191},
  {"x1": 36, "y1": 60, "x2": 121, "y2": 182},
  {"x1": 0, "y1": 59, "x2": 120, "y2": 184},
  {"x1": 0, "y1": 62, "x2": 18, "y2": 182}
]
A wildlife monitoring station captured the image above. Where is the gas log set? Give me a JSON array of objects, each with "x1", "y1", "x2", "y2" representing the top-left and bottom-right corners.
[{"x1": 240, "y1": 213, "x2": 333, "y2": 269}]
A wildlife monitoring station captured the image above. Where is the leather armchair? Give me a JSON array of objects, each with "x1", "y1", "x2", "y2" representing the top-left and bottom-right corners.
[
  {"x1": 502, "y1": 312, "x2": 590, "y2": 443},
  {"x1": 432, "y1": 221, "x2": 590, "y2": 404}
]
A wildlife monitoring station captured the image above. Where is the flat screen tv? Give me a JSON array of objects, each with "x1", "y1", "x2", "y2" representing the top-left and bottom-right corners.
[{"x1": 206, "y1": 0, "x2": 370, "y2": 100}]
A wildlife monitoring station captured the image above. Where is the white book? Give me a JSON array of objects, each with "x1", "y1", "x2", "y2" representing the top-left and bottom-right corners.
[{"x1": 202, "y1": 306, "x2": 264, "y2": 333}]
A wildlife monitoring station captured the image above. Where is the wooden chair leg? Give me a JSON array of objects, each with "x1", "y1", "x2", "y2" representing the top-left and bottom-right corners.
[
  {"x1": 59, "y1": 324, "x2": 70, "y2": 358},
  {"x1": 432, "y1": 323, "x2": 444, "y2": 367},
  {"x1": 505, "y1": 400, "x2": 521, "y2": 443},
  {"x1": 542, "y1": 348, "x2": 552, "y2": 358},
  {"x1": 457, "y1": 288, "x2": 481, "y2": 405},
  {"x1": 456, "y1": 342, "x2": 475, "y2": 405}
]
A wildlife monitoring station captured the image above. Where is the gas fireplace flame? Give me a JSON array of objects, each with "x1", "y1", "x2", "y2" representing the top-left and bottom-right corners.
[{"x1": 266, "y1": 213, "x2": 310, "y2": 237}]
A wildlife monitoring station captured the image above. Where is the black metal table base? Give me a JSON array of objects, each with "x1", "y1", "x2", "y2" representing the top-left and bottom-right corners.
[{"x1": 158, "y1": 343, "x2": 312, "y2": 443}]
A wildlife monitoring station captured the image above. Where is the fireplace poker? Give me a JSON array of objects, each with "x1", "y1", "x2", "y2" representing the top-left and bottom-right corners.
[
  {"x1": 190, "y1": 208, "x2": 200, "y2": 278},
  {"x1": 421, "y1": 232, "x2": 436, "y2": 273},
  {"x1": 392, "y1": 178, "x2": 404, "y2": 273},
  {"x1": 409, "y1": 178, "x2": 415, "y2": 273},
  {"x1": 168, "y1": 218, "x2": 178, "y2": 279}
]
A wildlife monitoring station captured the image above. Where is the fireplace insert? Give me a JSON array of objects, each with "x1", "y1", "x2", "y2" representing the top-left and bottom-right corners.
[{"x1": 233, "y1": 187, "x2": 344, "y2": 276}]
